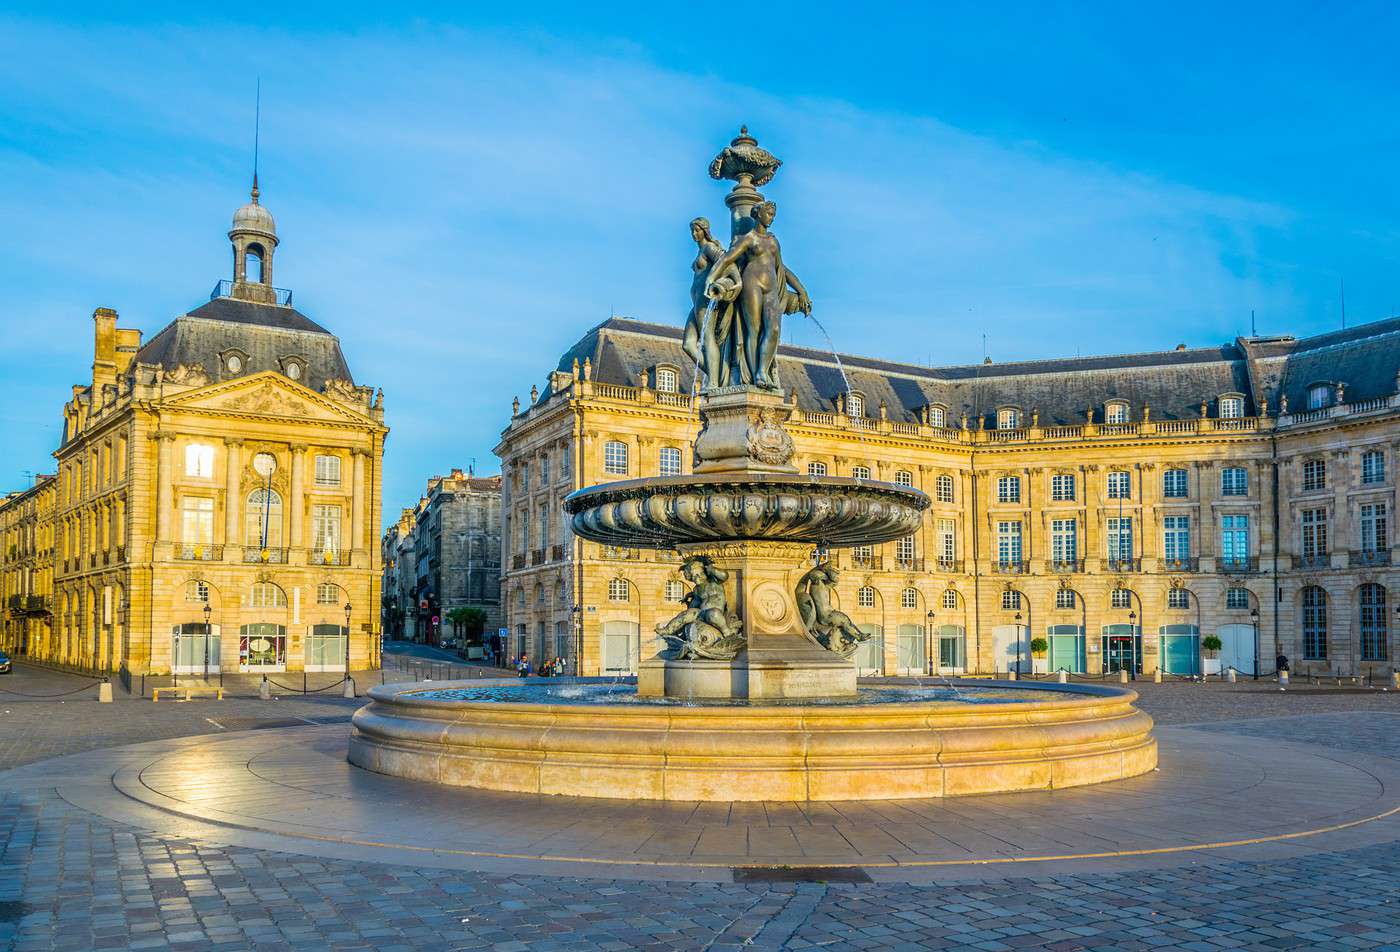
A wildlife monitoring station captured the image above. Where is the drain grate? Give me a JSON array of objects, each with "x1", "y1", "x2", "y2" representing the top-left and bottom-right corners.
[{"x1": 733, "y1": 866, "x2": 872, "y2": 884}]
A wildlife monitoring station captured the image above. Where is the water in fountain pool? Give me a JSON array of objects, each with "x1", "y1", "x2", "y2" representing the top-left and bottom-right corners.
[{"x1": 403, "y1": 682, "x2": 1051, "y2": 706}]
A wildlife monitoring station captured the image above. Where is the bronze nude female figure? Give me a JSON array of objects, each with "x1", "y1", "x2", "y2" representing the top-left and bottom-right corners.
[{"x1": 682, "y1": 217, "x2": 742, "y2": 389}]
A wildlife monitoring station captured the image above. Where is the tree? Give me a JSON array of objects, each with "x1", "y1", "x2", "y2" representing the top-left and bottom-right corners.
[
  {"x1": 445, "y1": 607, "x2": 488, "y2": 641},
  {"x1": 1030, "y1": 636, "x2": 1049, "y2": 656},
  {"x1": 1201, "y1": 634, "x2": 1223, "y2": 657}
]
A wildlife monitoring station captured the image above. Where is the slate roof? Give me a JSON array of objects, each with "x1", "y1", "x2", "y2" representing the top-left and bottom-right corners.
[
  {"x1": 546, "y1": 316, "x2": 1400, "y2": 426},
  {"x1": 134, "y1": 295, "x2": 353, "y2": 390}
]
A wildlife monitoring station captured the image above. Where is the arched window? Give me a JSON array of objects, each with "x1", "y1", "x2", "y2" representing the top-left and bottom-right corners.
[
  {"x1": 184, "y1": 443, "x2": 214, "y2": 478},
  {"x1": 808, "y1": 461, "x2": 827, "y2": 477},
  {"x1": 1219, "y1": 395, "x2": 1244, "y2": 419},
  {"x1": 246, "y1": 244, "x2": 265, "y2": 283},
  {"x1": 847, "y1": 392, "x2": 864, "y2": 418},
  {"x1": 665, "y1": 579, "x2": 685, "y2": 602},
  {"x1": 900, "y1": 588, "x2": 918, "y2": 609},
  {"x1": 1167, "y1": 588, "x2": 1190, "y2": 610},
  {"x1": 245, "y1": 489, "x2": 283, "y2": 547},
  {"x1": 858, "y1": 586, "x2": 876, "y2": 608},
  {"x1": 1105, "y1": 401, "x2": 1129, "y2": 424},
  {"x1": 655, "y1": 367, "x2": 678, "y2": 393},
  {"x1": 249, "y1": 582, "x2": 286, "y2": 608},
  {"x1": 316, "y1": 583, "x2": 341, "y2": 605},
  {"x1": 928, "y1": 405, "x2": 946, "y2": 428},
  {"x1": 659, "y1": 446, "x2": 682, "y2": 477},
  {"x1": 1360, "y1": 584, "x2": 1387, "y2": 661},
  {"x1": 936, "y1": 474, "x2": 954, "y2": 502},
  {"x1": 608, "y1": 578, "x2": 630, "y2": 602},
  {"x1": 941, "y1": 589, "x2": 958, "y2": 610},
  {"x1": 851, "y1": 465, "x2": 871, "y2": 480},
  {"x1": 1055, "y1": 589, "x2": 1076, "y2": 610},
  {"x1": 1302, "y1": 586, "x2": 1327, "y2": 659},
  {"x1": 185, "y1": 580, "x2": 209, "y2": 602},
  {"x1": 894, "y1": 470, "x2": 913, "y2": 487},
  {"x1": 603, "y1": 441, "x2": 628, "y2": 476},
  {"x1": 996, "y1": 407, "x2": 1020, "y2": 430}
]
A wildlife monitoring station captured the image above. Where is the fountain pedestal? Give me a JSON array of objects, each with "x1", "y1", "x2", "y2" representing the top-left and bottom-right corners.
[{"x1": 637, "y1": 541, "x2": 856, "y2": 699}]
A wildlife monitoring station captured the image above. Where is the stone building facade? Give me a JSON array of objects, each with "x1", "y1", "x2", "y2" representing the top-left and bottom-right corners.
[
  {"x1": 496, "y1": 316, "x2": 1400, "y2": 680},
  {"x1": 379, "y1": 470, "x2": 502, "y2": 645},
  {"x1": 0, "y1": 475, "x2": 57, "y2": 659},
  {"x1": 9, "y1": 183, "x2": 387, "y2": 676}
]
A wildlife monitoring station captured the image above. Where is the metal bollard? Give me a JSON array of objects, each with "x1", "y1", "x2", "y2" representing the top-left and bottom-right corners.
[{"x1": 1057, "y1": 670, "x2": 1068, "y2": 684}]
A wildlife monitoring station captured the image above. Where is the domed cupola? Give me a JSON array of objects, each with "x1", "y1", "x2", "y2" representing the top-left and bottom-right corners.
[{"x1": 227, "y1": 174, "x2": 281, "y2": 304}]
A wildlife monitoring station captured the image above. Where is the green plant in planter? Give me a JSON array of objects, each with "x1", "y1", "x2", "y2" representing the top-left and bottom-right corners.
[
  {"x1": 1030, "y1": 636, "x2": 1049, "y2": 656},
  {"x1": 1201, "y1": 634, "x2": 1223, "y2": 656}
]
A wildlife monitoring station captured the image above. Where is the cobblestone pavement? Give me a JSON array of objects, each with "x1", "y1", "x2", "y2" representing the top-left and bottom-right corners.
[{"x1": 4, "y1": 665, "x2": 1400, "y2": 950}]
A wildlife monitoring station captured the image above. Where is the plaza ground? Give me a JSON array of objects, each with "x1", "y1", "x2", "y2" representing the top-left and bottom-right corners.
[{"x1": 2, "y1": 654, "x2": 1399, "y2": 950}]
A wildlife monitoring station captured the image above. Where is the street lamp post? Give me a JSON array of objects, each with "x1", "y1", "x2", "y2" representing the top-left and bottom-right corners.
[
  {"x1": 342, "y1": 601, "x2": 355, "y2": 698},
  {"x1": 1250, "y1": 607, "x2": 1260, "y2": 681},
  {"x1": 571, "y1": 603, "x2": 583, "y2": 676},
  {"x1": 1127, "y1": 610, "x2": 1138, "y2": 681},
  {"x1": 1014, "y1": 611, "x2": 1024, "y2": 677},
  {"x1": 202, "y1": 601, "x2": 213, "y2": 682},
  {"x1": 926, "y1": 609, "x2": 936, "y2": 676}
]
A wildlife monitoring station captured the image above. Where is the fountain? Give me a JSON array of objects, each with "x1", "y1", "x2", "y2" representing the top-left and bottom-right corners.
[{"x1": 349, "y1": 129, "x2": 1157, "y2": 801}]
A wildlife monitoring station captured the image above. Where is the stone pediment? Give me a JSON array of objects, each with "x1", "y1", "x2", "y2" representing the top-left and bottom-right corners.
[{"x1": 161, "y1": 372, "x2": 371, "y2": 425}]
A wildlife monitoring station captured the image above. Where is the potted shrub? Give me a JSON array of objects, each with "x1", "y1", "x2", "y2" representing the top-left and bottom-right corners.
[
  {"x1": 1201, "y1": 634, "x2": 1223, "y2": 677},
  {"x1": 1030, "y1": 636, "x2": 1049, "y2": 675}
]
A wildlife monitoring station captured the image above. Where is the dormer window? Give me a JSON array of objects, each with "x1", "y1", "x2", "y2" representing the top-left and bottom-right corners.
[
  {"x1": 280, "y1": 356, "x2": 306, "y2": 382},
  {"x1": 222, "y1": 349, "x2": 249, "y2": 376},
  {"x1": 927, "y1": 404, "x2": 947, "y2": 428},
  {"x1": 1218, "y1": 394, "x2": 1244, "y2": 419},
  {"x1": 1105, "y1": 401, "x2": 1129, "y2": 424},
  {"x1": 846, "y1": 392, "x2": 865, "y2": 418},
  {"x1": 654, "y1": 366, "x2": 679, "y2": 393},
  {"x1": 996, "y1": 407, "x2": 1021, "y2": 430},
  {"x1": 1308, "y1": 384, "x2": 1333, "y2": 410}
]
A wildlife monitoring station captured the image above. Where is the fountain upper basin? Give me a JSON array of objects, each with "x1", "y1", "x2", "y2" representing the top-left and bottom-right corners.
[{"x1": 563, "y1": 473, "x2": 929, "y2": 548}]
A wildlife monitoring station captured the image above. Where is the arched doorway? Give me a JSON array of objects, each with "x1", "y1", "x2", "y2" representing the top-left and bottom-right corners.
[
  {"x1": 306, "y1": 582, "x2": 348, "y2": 672},
  {"x1": 240, "y1": 581, "x2": 289, "y2": 671}
]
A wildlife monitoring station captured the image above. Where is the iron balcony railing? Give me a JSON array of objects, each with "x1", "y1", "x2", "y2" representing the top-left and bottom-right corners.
[
  {"x1": 850, "y1": 553, "x2": 883, "y2": 570},
  {"x1": 1296, "y1": 553, "x2": 1331, "y2": 570},
  {"x1": 177, "y1": 544, "x2": 224, "y2": 561},
  {"x1": 210, "y1": 279, "x2": 293, "y2": 306},
  {"x1": 1350, "y1": 549, "x2": 1392, "y2": 568},
  {"x1": 933, "y1": 558, "x2": 964, "y2": 573},
  {"x1": 1161, "y1": 557, "x2": 1199, "y2": 573},
  {"x1": 1049, "y1": 559, "x2": 1085, "y2": 574},
  {"x1": 1217, "y1": 556, "x2": 1259, "y2": 574},
  {"x1": 1106, "y1": 558, "x2": 1141, "y2": 573},
  {"x1": 894, "y1": 557, "x2": 924, "y2": 572},
  {"x1": 243, "y1": 546, "x2": 289, "y2": 564},
  {"x1": 993, "y1": 560, "x2": 1029, "y2": 574}
]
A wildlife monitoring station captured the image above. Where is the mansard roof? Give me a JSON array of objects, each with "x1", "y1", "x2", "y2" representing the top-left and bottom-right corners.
[
  {"x1": 135, "y1": 295, "x2": 353, "y2": 390},
  {"x1": 548, "y1": 315, "x2": 1400, "y2": 426}
]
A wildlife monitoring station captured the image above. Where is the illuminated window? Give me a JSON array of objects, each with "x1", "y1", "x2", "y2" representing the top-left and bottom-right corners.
[{"x1": 184, "y1": 443, "x2": 214, "y2": 478}]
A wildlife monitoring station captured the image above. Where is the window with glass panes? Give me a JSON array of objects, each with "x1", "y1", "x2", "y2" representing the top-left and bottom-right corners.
[
  {"x1": 928, "y1": 405, "x2": 946, "y2": 428},
  {"x1": 1163, "y1": 516, "x2": 1191, "y2": 562},
  {"x1": 1106, "y1": 517, "x2": 1133, "y2": 562},
  {"x1": 901, "y1": 588, "x2": 918, "y2": 609},
  {"x1": 1106, "y1": 471, "x2": 1131, "y2": 499},
  {"x1": 1308, "y1": 385, "x2": 1332, "y2": 410},
  {"x1": 312, "y1": 505, "x2": 341, "y2": 555},
  {"x1": 895, "y1": 470, "x2": 913, "y2": 487},
  {"x1": 1219, "y1": 396, "x2": 1244, "y2": 419},
  {"x1": 851, "y1": 465, "x2": 871, "y2": 480},
  {"x1": 665, "y1": 579, "x2": 684, "y2": 602},
  {"x1": 808, "y1": 461, "x2": 827, "y2": 477},
  {"x1": 658, "y1": 446, "x2": 682, "y2": 477},
  {"x1": 1162, "y1": 468, "x2": 1188, "y2": 498},
  {"x1": 858, "y1": 586, "x2": 876, "y2": 608},
  {"x1": 1360, "y1": 503, "x2": 1387, "y2": 553},
  {"x1": 314, "y1": 455, "x2": 341, "y2": 487},
  {"x1": 1111, "y1": 588, "x2": 1132, "y2": 609},
  {"x1": 1226, "y1": 588, "x2": 1250, "y2": 610},
  {"x1": 608, "y1": 578, "x2": 629, "y2": 601},
  {"x1": 537, "y1": 503, "x2": 549, "y2": 547},
  {"x1": 185, "y1": 580, "x2": 209, "y2": 602},
  {"x1": 846, "y1": 392, "x2": 864, "y2": 417},
  {"x1": 316, "y1": 583, "x2": 339, "y2": 605},
  {"x1": 896, "y1": 536, "x2": 915, "y2": 564},
  {"x1": 1167, "y1": 588, "x2": 1190, "y2": 610},
  {"x1": 181, "y1": 497, "x2": 214, "y2": 544},
  {"x1": 996, "y1": 521, "x2": 1022, "y2": 565},
  {"x1": 1221, "y1": 515, "x2": 1249, "y2": 566},
  {"x1": 942, "y1": 590, "x2": 957, "y2": 609},
  {"x1": 1001, "y1": 590, "x2": 1021, "y2": 610},
  {"x1": 655, "y1": 367, "x2": 678, "y2": 393},
  {"x1": 1050, "y1": 473, "x2": 1075, "y2": 501},
  {"x1": 936, "y1": 474, "x2": 954, "y2": 502},
  {"x1": 852, "y1": 544, "x2": 873, "y2": 564},
  {"x1": 1051, "y1": 519, "x2": 1077, "y2": 562},
  {"x1": 1302, "y1": 586, "x2": 1327, "y2": 658},
  {"x1": 937, "y1": 519, "x2": 955, "y2": 563},
  {"x1": 1363, "y1": 449, "x2": 1386, "y2": 484},
  {"x1": 539, "y1": 455, "x2": 549, "y2": 484},
  {"x1": 997, "y1": 476, "x2": 1020, "y2": 503},
  {"x1": 250, "y1": 582, "x2": 286, "y2": 608},
  {"x1": 1221, "y1": 467, "x2": 1248, "y2": 496},
  {"x1": 1302, "y1": 458, "x2": 1326, "y2": 492},
  {"x1": 997, "y1": 408, "x2": 1019, "y2": 430},
  {"x1": 1301, "y1": 508, "x2": 1328, "y2": 560},
  {"x1": 1105, "y1": 402, "x2": 1128, "y2": 423},
  {"x1": 1055, "y1": 588, "x2": 1076, "y2": 610},
  {"x1": 603, "y1": 441, "x2": 628, "y2": 475},
  {"x1": 1360, "y1": 583, "x2": 1388, "y2": 661}
]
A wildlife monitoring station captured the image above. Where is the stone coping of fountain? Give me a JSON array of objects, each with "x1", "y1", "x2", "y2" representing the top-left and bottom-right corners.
[
  {"x1": 348, "y1": 678, "x2": 1156, "y2": 802},
  {"x1": 562, "y1": 472, "x2": 930, "y2": 548}
]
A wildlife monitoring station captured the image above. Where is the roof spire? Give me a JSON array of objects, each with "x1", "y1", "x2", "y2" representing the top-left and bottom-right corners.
[{"x1": 250, "y1": 77, "x2": 261, "y2": 204}]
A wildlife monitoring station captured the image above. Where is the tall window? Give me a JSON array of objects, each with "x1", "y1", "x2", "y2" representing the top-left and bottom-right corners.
[
  {"x1": 1162, "y1": 469, "x2": 1188, "y2": 498},
  {"x1": 1050, "y1": 473, "x2": 1075, "y2": 502},
  {"x1": 184, "y1": 443, "x2": 214, "y2": 478},
  {"x1": 851, "y1": 465, "x2": 871, "y2": 480},
  {"x1": 894, "y1": 470, "x2": 913, "y2": 487},
  {"x1": 857, "y1": 586, "x2": 876, "y2": 608},
  {"x1": 1167, "y1": 588, "x2": 1190, "y2": 610},
  {"x1": 537, "y1": 502, "x2": 549, "y2": 548},
  {"x1": 603, "y1": 441, "x2": 628, "y2": 476},
  {"x1": 1363, "y1": 450, "x2": 1386, "y2": 485},
  {"x1": 245, "y1": 489, "x2": 283, "y2": 547},
  {"x1": 1308, "y1": 384, "x2": 1332, "y2": 410},
  {"x1": 180, "y1": 498, "x2": 214, "y2": 544},
  {"x1": 1302, "y1": 586, "x2": 1327, "y2": 659},
  {"x1": 658, "y1": 446, "x2": 682, "y2": 477},
  {"x1": 936, "y1": 474, "x2": 954, "y2": 502},
  {"x1": 1111, "y1": 588, "x2": 1132, "y2": 610},
  {"x1": 895, "y1": 536, "x2": 915, "y2": 565},
  {"x1": 852, "y1": 544, "x2": 874, "y2": 564},
  {"x1": 1219, "y1": 396, "x2": 1244, "y2": 419},
  {"x1": 996, "y1": 521, "x2": 1022, "y2": 565},
  {"x1": 314, "y1": 455, "x2": 341, "y2": 487},
  {"x1": 1106, "y1": 471, "x2": 1131, "y2": 499},
  {"x1": 1221, "y1": 467, "x2": 1248, "y2": 496},
  {"x1": 1002, "y1": 590, "x2": 1021, "y2": 611},
  {"x1": 1220, "y1": 515, "x2": 1250, "y2": 566},
  {"x1": 1301, "y1": 508, "x2": 1328, "y2": 561},
  {"x1": 1055, "y1": 589, "x2": 1076, "y2": 610},
  {"x1": 936, "y1": 519, "x2": 956, "y2": 564},
  {"x1": 901, "y1": 588, "x2": 918, "y2": 609},
  {"x1": 808, "y1": 461, "x2": 827, "y2": 477},
  {"x1": 941, "y1": 589, "x2": 958, "y2": 610},
  {"x1": 665, "y1": 579, "x2": 685, "y2": 602},
  {"x1": 1302, "y1": 458, "x2": 1326, "y2": 492},
  {"x1": 608, "y1": 578, "x2": 629, "y2": 602},
  {"x1": 1360, "y1": 584, "x2": 1388, "y2": 661},
  {"x1": 312, "y1": 504, "x2": 342, "y2": 556},
  {"x1": 846, "y1": 392, "x2": 863, "y2": 418},
  {"x1": 997, "y1": 476, "x2": 1020, "y2": 504},
  {"x1": 539, "y1": 455, "x2": 549, "y2": 484},
  {"x1": 996, "y1": 408, "x2": 1019, "y2": 430},
  {"x1": 1105, "y1": 402, "x2": 1129, "y2": 424},
  {"x1": 928, "y1": 405, "x2": 946, "y2": 428},
  {"x1": 1051, "y1": 519, "x2": 1077, "y2": 563},
  {"x1": 559, "y1": 443, "x2": 569, "y2": 479},
  {"x1": 1106, "y1": 517, "x2": 1133, "y2": 562},
  {"x1": 1360, "y1": 503, "x2": 1388, "y2": 553},
  {"x1": 1162, "y1": 516, "x2": 1191, "y2": 562},
  {"x1": 1225, "y1": 588, "x2": 1250, "y2": 610},
  {"x1": 655, "y1": 367, "x2": 678, "y2": 393}
]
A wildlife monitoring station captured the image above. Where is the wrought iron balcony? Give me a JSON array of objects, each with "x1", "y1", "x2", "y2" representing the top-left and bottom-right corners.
[
  {"x1": 1161, "y1": 557, "x2": 1199, "y2": 573},
  {"x1": 177, "y1": 544, "x2": 224, "y2": 561},
  {"x1": 210, "y1": 279, "x2": 293, "y2": 306},
  {"x1": 993, "y1": 560, "x2": 1029, "y2": 575},
  {"x1": 933, "y1": 558, "x2": 964, "y2": 573},
  {"x1": 850, "y1": 553, "x2": 883, "y2": 570},
  {"x1": 6, "y1": 594, "x2": 48, "y2": 614},
  {"x1": 1106, "y1": 558, "x2": 1141, "y2": 573},
  {"x1": 551, "y1": 544, "x2": 567, "y2": 562},
  {"x1": 531, "y1": 548, "x2": 545, "y2": 566},
  {"x1": 1296, "y1": 553, "x2": 1331, "y2": 570},
  {"x1": 511, "y1": 554, "x2": 526, "y2": 570},
  {"x1": 1350, "y1": 549, "x2": 1392, "y2": 568},
  {"x1": 1217, "y1": 556, "x2": 1259, "y2": 574},
  {"x1": 1049, "y1": 559, "x2": 1085, "y2": 574},
  {"x1": 310, "y1": 548, "x2": 351, "y2": 566},
  {"x1": 602, "y1": 545, "x2": 641, "y2": 561},
  {"x1": 243, "y1": 546, "x2": 289, "y2": 564},
  {"x1": 894, "y1": 557, "x2": 924, "y2": 572}
]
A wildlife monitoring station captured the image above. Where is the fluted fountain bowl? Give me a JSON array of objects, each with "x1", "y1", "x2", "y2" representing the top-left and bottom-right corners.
[{"x1": 562, "y1": 473, "x2": 929, "y2": 549}]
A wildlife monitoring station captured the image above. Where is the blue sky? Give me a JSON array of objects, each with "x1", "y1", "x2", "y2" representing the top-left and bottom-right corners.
[{"x1": 2, "y1": 4, "x2": 1398, "y2": 521}]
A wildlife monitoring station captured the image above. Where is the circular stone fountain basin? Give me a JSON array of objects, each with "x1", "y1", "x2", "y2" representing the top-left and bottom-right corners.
[
  {"x1": 563, "y1": 473, "x2": 929, "y2": 547},
  {"x1": 348, "y1": 679, "x2": 1157, "y2": 801}
]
